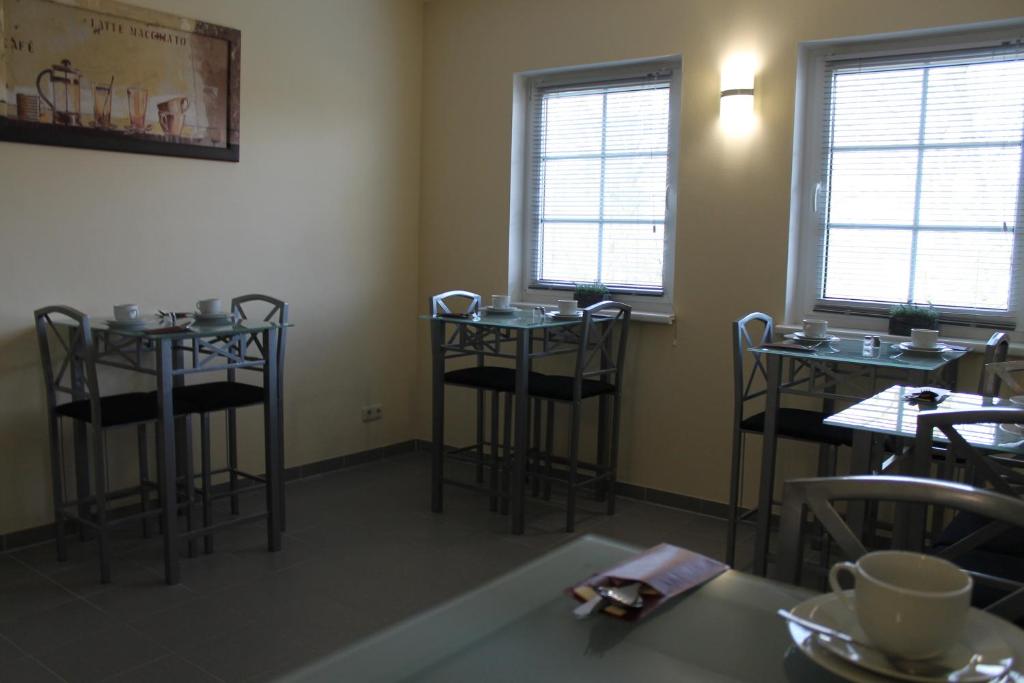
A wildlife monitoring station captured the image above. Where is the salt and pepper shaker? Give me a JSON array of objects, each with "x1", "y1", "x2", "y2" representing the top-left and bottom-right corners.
[{"x1": 862, "y1": 335, "x2": 874, "y2": 357}]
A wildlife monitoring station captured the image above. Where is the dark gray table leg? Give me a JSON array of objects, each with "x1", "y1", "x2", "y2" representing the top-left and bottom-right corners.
[
  {"x1": 846, "y1": 430, "x2": 873, "y2": 542},
  {"x1": 68, "y1": 333, "x2": 90, "y2": 540},
  {"x1": 155, "y1": 338, "x2": 179, "y2": 585},
  {"x1": 431, "y1": 319, "x2": 445, "y2": 513},
  {"x1": 172, "y1": 345, "x2": 196, "y2": 557},
  {"x1": 263, "y1": 328, "x2": 282, "y2": 551},
  {"x1": 753, "y1": 353, "x2": 782, "y2": 576},
  {"x1": 510, "y1": 329, "x2": 530, "y2": 534}
]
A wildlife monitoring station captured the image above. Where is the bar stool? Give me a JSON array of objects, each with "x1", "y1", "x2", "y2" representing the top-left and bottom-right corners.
[
  {"x1": 33, "y1": 306, "x2": 193, "y2": 582},
  {"x1": 529, "y1": 301, "x2": 632, "y2": 532},
  {"x1": 173, "y1": 294, "x2": 288, "y2": 551}
]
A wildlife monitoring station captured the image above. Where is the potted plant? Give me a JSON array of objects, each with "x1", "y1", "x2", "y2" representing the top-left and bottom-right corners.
[
  {"x1": 888, "y1": 303, "x2": 940, "y2": 336},
  {"x1": 574, "y1": 282, "x2": 609, "y2": 308}
]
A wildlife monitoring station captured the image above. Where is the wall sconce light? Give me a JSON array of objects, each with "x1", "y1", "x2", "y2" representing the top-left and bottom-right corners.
[{"x1": 720, "y1": 53, "x2": 757, "y2": 136}]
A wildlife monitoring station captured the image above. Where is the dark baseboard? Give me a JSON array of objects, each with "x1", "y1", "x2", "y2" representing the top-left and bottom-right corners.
[
  {"x1": 0, "y1": 439, "x2": 422, "y2": 552},
  {"x1": 413, "y1": 439, "x2": 738, "y2": 520}
]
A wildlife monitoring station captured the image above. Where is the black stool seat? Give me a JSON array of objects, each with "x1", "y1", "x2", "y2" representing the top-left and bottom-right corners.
[
  {"x1": 55, "y1": 392, "x2": 191, "y2": 427},
  {"x1": 445, "y1": 367, "x2": 519, "y2": 392},
  {"x1": 173, "y1": 382, "x2": 265, "y2": 414},
  {"x1": 741, "y1": 408, "x2": 853, "y2": 447},
  {"x1": 527, "y1": 374, "x2": 615, "y2": 401}
]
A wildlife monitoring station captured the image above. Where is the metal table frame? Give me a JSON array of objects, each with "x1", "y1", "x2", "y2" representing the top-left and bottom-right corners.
[
  {"x1": 750, "y1": 340, "x2": 966, "y2": 575},
  {"x1": 65, "y1": 320, "x2": 283, "y2": 584},
  {"x1": 429, "y1": 312, "x2": 583, "y2": 534}
]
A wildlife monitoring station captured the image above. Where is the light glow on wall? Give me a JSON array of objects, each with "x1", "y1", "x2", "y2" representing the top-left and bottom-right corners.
[{"x1": 720, "y1": 53, "x2": 758, "y2": 136}]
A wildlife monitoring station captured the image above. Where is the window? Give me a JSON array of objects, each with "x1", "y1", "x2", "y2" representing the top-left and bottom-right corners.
[
  {"x1": 791, "y1": 30, "x2": 1024, "y2": 332},
  {"x1": 517, "y1": 59, "x2": 680, "y2": 314}
]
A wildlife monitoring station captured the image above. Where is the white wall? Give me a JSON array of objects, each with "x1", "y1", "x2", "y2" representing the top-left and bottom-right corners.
[{"x1": 0, "y1": 0, "x2": 423, "y2": 534}]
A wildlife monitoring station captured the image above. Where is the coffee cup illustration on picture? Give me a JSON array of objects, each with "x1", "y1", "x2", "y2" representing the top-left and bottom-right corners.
[{"x1": 157, "y1": 97, "x2": 189, "y2": 137}]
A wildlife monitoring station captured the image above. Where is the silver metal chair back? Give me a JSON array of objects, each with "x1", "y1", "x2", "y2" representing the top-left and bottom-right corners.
[
  {"x1": 979, "y1": 332, "x2": 1011, "y2": 395},
  {"x1": 732, "y1": 312, "x2": 774, "y2": 426},
  {"x1": 34, "y1": 305, "x2": 100, "y2": 422},
  {"x1": 778, "y1": 475, "x2": 1024, "y2": 621},
  {"x1": 573, "y1": 301, "x2": 631, "y2": 399},
  {"x1": 983, "y1": 360, "x2": 1024, "y2": 398},
  {"x1": 430, "y1": 290, "x2": 481, "y2": 316},
  {"x1": 231, "y1": 294, "x2": 289, "y2": 380},
  {"x1": 914, "y1": 408, "x2": 1024, "y2": 498}
]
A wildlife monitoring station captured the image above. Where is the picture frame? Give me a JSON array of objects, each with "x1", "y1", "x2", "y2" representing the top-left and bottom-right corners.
[{"x1": 0, "y1": 0, "x2": 240, "y2": 161}]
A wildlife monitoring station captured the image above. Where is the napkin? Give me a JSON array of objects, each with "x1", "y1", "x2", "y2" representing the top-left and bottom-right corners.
[{"x1": 570, "y1": 543, "x2": 728, "y2": 621}]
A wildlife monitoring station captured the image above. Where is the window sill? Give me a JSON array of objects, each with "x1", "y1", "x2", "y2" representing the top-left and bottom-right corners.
[
  {"x1": 515, "y1": 302, "x2": 675, "y2": 325},
  {"x1": 778, "y1": 323, "x2": 1024, "y2": 355}
]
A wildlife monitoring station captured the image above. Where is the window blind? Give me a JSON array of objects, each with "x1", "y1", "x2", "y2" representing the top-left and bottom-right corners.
[
  {"x1": 528, "y1": 70, "x2": 672, "y2": 295},
  {"x1": 814, "y1": 41, "x2": 1024, "y2": 325}
]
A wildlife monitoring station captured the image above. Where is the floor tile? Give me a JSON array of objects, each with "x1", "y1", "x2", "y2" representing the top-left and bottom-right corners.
[
  {"x1": 34, "y1": 624, "x2": 167, "y2": 683},
  {"x1": 103, "y1": 654, "x2": 222, "y2": 682},
  {"x1": 2, "y1": 656, "x2": 65, "y2": 682},
  {"x1": 0, "y1": 574, "x2": 77, "y2": 623},
  {"x1": 82, "y1": 566, "x2": 195, "y2": 621},
  {"x1": 0, "y1": 598, "x2": 119, "y2": 656}
]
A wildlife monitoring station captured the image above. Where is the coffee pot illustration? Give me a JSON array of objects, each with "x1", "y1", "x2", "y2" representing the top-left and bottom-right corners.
[{"x1": 37, "y1": 59, "x2": 82, "y2": 126}]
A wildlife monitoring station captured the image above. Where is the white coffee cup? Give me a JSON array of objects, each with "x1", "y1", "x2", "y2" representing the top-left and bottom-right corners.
[
  {"x1": 196, "y1": 298, "x2": 224, "y2": 316},
  {"x1": 113, "y1": 304, "x2": 140, "y2": 322},
  {"x1": 911, "y1": 328, "x2": 940, "y2": 349},
  {"x1": 491, "y1": 294, "x2": 511, "y2": 310},
  {"x1": 557, "y1": 299, "x2": 579, "y2": 316},
  {"x1": 829, "y1": 551, "x2": 972, "y2": 660},
  {"x1": 801, "y1": 318, "x2": 828, "y2": 339}
]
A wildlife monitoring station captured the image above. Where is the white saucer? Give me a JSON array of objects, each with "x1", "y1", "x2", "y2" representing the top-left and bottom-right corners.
[
  {"x1": 787, "y1": 591, "x2": 1014, "y2": 683},
  {"x1": 107, "y1": 318, "x2": 148, "y2": 329},
  {"x1": 194, "y1": 313, "x2": 234, "y2": 324},
  {"x1": 484, "y1": 306, "x2": 519, "y2": 315},
  {"x1": 790, "y1": 332, "x2": 840, "y2": 344},
  {"x1": 545, "y1": 311, "x2": 583, "y2": 320},
  {"x1": 999, "y1": 423, "x2": 1024, "y2": 437},
  {"x1": 897, "y1": 341, "x2": 949, "y2": 354}
]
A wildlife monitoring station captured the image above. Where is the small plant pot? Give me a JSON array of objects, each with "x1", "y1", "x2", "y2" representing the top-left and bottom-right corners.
[
  {"x1": 575, "y1": 293, "x2": 607, "y2": 309},
  {"x1": 889, "y1": 317, "x2": 939, "y2": 336}
]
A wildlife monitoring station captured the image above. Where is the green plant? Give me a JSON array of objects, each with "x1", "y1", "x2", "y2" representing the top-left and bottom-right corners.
[
  {"x1": 888, "y1": 302, "x2": 939, "y2": 335},
  {"x1": 574, "y1": 282, "x2": 610, "y2": 307}
]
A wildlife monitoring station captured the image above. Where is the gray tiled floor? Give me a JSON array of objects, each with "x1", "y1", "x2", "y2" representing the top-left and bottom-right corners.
[{"x1": 0, "y1": 452, "x2": 754, "y2": 682}]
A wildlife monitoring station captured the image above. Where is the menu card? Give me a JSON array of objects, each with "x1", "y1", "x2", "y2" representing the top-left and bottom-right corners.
[{"x1": 570, "y1": 543, "x2": 728, "y2": 621}]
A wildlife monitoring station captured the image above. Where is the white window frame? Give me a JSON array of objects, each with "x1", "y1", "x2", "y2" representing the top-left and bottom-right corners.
[
  {"x1": 509, "y1": 57, "x2": 681, "y2": 321},
  {"x1": 787, "y1": 21, "x2": 1024, "y2": 340}
]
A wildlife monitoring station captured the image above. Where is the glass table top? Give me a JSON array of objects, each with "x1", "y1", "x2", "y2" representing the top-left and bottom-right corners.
[
  {"x1": 281, "y1": 535, "x2": 855, "y2": 683},
  {"x1": 753, "y1": 338, "x2": 967, "y2": 372},
  {"x1": 420, "y1": 308, "x2": 585, "y2": 330},
  {"x1": 825, "y1": 385, "x2": 1024, "y2": 455},
  {"x1": 82, "y1": 317, "x2": 285, "y2": 341}
]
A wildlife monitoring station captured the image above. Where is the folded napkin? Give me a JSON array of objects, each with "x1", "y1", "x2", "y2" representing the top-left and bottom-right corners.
[{"x1": 570, "y1": 543, "x2": 727, "y2": 621}]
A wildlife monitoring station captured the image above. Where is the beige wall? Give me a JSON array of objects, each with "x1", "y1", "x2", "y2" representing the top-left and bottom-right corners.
[
  {"x1": 0, "y1": 0, "x2": 423, "y2": 534},
  {"x1": 416, "y1": 0, "x2": 1023, "y2": 506}
]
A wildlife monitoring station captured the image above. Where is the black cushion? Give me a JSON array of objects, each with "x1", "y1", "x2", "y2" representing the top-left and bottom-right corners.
[
  {"x1": 444, "y1": 367, "x2": 519, "y2": 392},
  {"x1": 741, "y1": 408, "x2": 853, "y2": 447},
  {"x1": 527, "y1": 374, "x2": 616, "y2": 402},
  {"x1": 55, "y1": 392, "x2": 190, "y2": 427},
  {"x1": 173, "y1": 381, "x2": 265, "y2": 414}
]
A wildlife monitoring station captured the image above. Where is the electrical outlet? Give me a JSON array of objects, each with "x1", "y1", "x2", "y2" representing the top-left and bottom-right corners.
[{"x1": 361, "y1": 403, "x2": 383, "y2": 422}]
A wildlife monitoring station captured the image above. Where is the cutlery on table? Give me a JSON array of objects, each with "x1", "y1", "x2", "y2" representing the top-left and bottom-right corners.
[
  {"x1": 777, "y1": 609, "x2": 992, "y2": 680},
  {"x1": 574, "y1": 582, "x2": 644, "y2": 619}
]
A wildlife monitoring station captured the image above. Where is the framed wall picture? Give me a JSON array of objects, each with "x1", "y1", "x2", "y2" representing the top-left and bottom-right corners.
[{"x1": 0, "y1": 0, "x2": 240, "y2": 161}]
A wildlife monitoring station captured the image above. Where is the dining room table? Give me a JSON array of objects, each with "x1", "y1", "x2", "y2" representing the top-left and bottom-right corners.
[
  {"x1": 749, "y1": 337, "x2": 969, "y2": 575},
  {"x1": 425, "y1": 307, "x2": 588, "y2": 534},
  {"x1": 62, "y1": 314, "x2": 286, "y2": 584},
  {"x1": 280, "y1": 534, "x2": 1024, "y2": 682},
  {"x1": 823, "y1": 385, "x2": 1024, "y2": 546}
]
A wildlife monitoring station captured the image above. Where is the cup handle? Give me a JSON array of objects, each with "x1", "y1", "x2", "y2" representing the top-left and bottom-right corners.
[
  {"x1": 182, "y1": 97, "x2": 190, "y2": 112},
  {"x1": 128, "y1": 309, "x2": 138, "y2": 319},
  {"x1": 828, "y1": 562, "x2": 857, "y2": 612}
]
